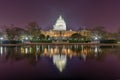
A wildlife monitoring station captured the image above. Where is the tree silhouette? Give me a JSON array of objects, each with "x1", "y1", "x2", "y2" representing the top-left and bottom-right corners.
[
  {"x1": 70, "y1": 33, "x2": 82, "y2": 39},
  {"x1": 4, "y1": 25, "x2": 24, "y2": 40},
  {"x1": 26, "y1": 22, "x2": 42, "y2": 40}
]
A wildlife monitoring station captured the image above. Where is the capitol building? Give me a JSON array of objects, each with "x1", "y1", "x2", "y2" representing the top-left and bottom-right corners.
[{"x1": 41, "y1": 15, "x2": 91, "y2": 40}]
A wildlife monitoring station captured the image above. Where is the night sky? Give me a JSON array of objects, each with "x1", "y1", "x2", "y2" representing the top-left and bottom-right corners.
[{"x1": 0, "y1": 0, "x2": 120, "y2": 32}]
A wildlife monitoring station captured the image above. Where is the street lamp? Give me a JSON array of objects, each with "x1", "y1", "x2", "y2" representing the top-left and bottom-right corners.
[
  {"x1": 94, "y1": 37, "x2": 98, "y2": 40},
  {"x1": 25, "y1": 37, "x2": 28, "y2": 40},
  {"x1": 0, "y1": 37, "x2": 3, "y2": 44},
  {"x1": 0, "y1": 37, "x2": 3, "y2": 40},
  {"x1": 93, "y1": 36, "x2": 101, "y2": 43},
  {"x1": 23, "y1": 36, "x2": 29, "y2": 43}
]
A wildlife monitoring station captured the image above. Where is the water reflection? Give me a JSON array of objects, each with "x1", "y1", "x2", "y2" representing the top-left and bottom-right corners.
[
  {"x1": 53, "y1": 54, "x2": 67, "y2": 72},
  {"x1": 0, "y1": 45, "x2": 119, "y2": 72},
  {"x1": 0, "y1": 47, "x2": 3, "y2": 55}
]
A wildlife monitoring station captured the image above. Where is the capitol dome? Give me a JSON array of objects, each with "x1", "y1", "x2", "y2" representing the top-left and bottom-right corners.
[{"x1": 53, "y1": 15, "x2": 66, "y2": 31}]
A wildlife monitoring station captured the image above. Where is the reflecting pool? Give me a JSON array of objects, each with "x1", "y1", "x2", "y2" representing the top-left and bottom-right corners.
[{"x1": 0, "y1": 45, "x2": 120, "y2": 80}]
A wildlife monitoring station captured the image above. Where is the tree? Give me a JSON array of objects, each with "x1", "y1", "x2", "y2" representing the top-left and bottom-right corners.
[
  {"x1": 38, "y1": 34, "x2": 45, "y2": 39},
  {"x1": 70, "y1": 33, "x2": 82, "y2": 39},
  {"x1": 0, "y1": 31, "x2": 3, "y2": 37},
  {"x1": 114, "y1": 28, "x2": 120, "y2": 40},
  {"x1": 26, "y1": 22, "x2": 42, "y2": 40},
  {"x1": 91, "y1": 26, "x2": 107, "y2": 39},
  {"x1": 118, "y1": 27, "x2": 120, "y2": 34},
  {"x1": 4, "y1": 25, "x2": 24, "y2": 40}
]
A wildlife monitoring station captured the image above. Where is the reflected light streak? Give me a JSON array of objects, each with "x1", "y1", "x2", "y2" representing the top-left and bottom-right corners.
[
  {"x1": 81, "y1": 53, "x2": 86, "y2": 62},
  {"x1": 44, "y1": 48, "x2": 48, "y2": 54},
  {"x1": 50, "y1": 48, "x2": 54, "y2": 54},
  {"x1": 0, "y1": 47, "x2": 3, "y2": 55},
  {"x1": 94, "y1": 46, "x2": 98, "y2": 53},
  {"x1": 25, "y1": 48, "x2": 28, "y2": 54}
]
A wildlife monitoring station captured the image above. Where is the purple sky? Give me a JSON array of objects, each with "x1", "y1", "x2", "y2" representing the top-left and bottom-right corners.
[{"x1": 0, "y1": 0, "x2": 120, "y2": 32}]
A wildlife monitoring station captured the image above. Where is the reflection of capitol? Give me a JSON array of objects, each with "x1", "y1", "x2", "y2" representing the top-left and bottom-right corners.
[
  {"x1": 53, "y1": 54, "x2": 67, "y2": 72},
  {"x1": 19, "y1": 45, "x2": 102, "y2": 59},
  {"x1": 42, "y1": 45, "x2": 102, "y2": 58},
  {"x1": 1, "y1": 45, "x2": 102, "y2": 60},
  {"x1": 0, "y1": 45, "x2": 102, "y2": 72}
]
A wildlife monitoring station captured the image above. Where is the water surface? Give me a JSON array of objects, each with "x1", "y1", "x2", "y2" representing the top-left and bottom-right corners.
[{"x1": 0, "y1": 45, "x2": 120, "y2": 80}]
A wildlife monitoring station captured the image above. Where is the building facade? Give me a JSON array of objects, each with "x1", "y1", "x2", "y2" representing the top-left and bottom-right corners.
[{"x1": 41, "y1": 15, "x2": 91, "y2": 39}]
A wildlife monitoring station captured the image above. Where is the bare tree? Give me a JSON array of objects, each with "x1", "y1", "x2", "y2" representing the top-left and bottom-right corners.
[
  {"x1": 26, "y1": 22, "x2": 42, "y2": 40},
  {"x1": 4, "y1": 25, "x2": 24, "y2": 40},
  {"x1": 91, "y1": 26, "x2": 107, "y2": 39}
]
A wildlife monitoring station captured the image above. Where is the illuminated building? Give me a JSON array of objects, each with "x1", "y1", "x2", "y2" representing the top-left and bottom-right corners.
[
  {"x1": 41, "y1": 15, "x2": 91, "y2": 39},
  {"x1": 53, "y1": 15, "x2": 66, "y2": 31}
]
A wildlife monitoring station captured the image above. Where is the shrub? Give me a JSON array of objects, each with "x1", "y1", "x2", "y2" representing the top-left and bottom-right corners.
[
  {"x1": 30, "y1": 40, "x2": 52, "y2": 43},
  {"x1": 2, "y1": 40, "x2": 22, "y2": 44},
  {"x1": 100, "y1": 40, "x2": 117, "y2": 44}
]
